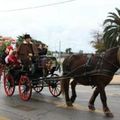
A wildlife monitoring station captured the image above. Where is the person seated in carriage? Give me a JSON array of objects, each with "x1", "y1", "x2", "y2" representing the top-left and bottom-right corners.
[
  {"x1": 38, "y1": 43, "x2": 48, "y2": 56},
  {"x1": 0, "y1": 45, "x2": 14, "y2": 80},
  {"x1": 6, "y1": 50, "x2": 22, "y2": 80},
  {"x1": 46, "y1": 57, "x2": 58, "y2": 74},
  {"x1": 1, "y1": 45, "x2": 14, "y2": 64},
  {"x1": 37, "y1": 43, "x2": 48, "y2": 67},
  {"x1": 17, "y1": 34, "x2": 39, "y2": 73},
  {"x1": 7, "y1": 50, "x2": 22, "y2": 69}
]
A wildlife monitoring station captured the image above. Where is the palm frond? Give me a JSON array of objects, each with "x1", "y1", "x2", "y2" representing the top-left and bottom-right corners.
[
  {"x1": 103, "y1": 19, "x2": 115, "y2": 25},
  {"x1": 115, "y1": 8, "x2": 120, "y2": 16},
  {"x1": 103, "y1": 25, "x2": 117, "y2": 32},
  {"x1": 108, "y1": 12, "x2": 120, "y2": 19}
]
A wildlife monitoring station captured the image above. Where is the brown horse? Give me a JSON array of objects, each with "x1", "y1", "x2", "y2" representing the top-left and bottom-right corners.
[{"x1": 61, "y1": 47, "x2": 120, "y2": 117}]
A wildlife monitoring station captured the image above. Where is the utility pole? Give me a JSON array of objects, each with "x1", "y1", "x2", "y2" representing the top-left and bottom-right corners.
[{"x1": 59, "y1": 40, "x2": 61, "y2": 73}]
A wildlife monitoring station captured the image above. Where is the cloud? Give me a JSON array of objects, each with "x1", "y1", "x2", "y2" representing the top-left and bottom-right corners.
[{"x1": 0, "y1": 0, "x2": 119, "y2": 53}]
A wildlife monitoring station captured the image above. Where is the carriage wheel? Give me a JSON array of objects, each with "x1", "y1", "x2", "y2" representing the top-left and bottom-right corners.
[
  {"x1": 4, "y1": 74, "x2": 15, "y2": 96},
  {"x1": 19, "y1": 75, "x2": 32, "y2": 101},
  {"x1": 49, "y1": 74, "x2": 61, "y2": 97},
  {"x1": 33, "y1": 80, "x2": 44, "y2": 93}
]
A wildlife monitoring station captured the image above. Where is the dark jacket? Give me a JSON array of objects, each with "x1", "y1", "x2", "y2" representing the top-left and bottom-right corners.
[{"x1": 18, "y1": 41, "x2": 38, "y2": 64}]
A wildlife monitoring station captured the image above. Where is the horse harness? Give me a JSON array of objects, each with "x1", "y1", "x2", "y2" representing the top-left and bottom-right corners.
[
  {"x1": 64, "y1": 54, "x2": 119, "y2": 87},
  {"x1": 84, "y1": 53, "x2": 119, "y2": 86}
]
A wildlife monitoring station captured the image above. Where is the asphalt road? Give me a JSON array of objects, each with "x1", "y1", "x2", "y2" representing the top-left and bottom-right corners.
[{"x1": 0, "y1": 82, "x2": 120, "y2": 120}]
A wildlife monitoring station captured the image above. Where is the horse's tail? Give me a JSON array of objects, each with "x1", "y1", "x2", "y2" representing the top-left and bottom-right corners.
[
  {"x1": 61, "y1": 55, "x2": 71, "y2": 95},
  {"x1": 61, "y1": 73, "x2": 70, "y2": 95}
]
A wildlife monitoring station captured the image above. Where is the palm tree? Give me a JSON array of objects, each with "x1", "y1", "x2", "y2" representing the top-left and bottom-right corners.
[
  {"x1": 90, "y1": 30, "x2": 105, "y2": 53},
  {"x1": 103, "y1": 8, "x2": 120, "y2": 49}
]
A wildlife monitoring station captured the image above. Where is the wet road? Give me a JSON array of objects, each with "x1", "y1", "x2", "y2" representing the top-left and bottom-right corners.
[{"x1": 0, "y1": 81, "x2": 120, "y2": 120}]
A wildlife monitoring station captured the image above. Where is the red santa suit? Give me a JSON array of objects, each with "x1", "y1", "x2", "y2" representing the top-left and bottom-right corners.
[{"x1": 8, "y1": 54, "x2": 21, "y2": 69}]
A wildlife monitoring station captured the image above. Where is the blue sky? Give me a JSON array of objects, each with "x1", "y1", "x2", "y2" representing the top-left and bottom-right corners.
[{"x1": 0, "y1": 0, "x2": 119, "y2": 53}]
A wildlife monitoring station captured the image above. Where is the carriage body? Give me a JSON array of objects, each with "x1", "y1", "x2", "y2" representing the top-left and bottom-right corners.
[{"x1": 2, "y1": 55, "x2": 61, "y2": 101}]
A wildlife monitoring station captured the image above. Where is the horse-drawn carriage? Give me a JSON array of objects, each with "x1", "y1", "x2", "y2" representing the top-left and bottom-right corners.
[
  {"x1": 1, "y1": 55, "x2": 61, "y2": 101},
  {"x1": 1, "y1": 46, "x2": 120, "y2": 117}
]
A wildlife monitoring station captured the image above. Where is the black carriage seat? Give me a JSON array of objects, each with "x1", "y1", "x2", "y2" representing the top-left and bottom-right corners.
[{"x1": 8, "y1": 66, "x2": 22, "y2": 82}]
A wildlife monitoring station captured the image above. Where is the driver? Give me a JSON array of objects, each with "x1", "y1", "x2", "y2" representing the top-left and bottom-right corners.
[{"x1": 17, "y1": 34, "x2": 38, "y2": 72}]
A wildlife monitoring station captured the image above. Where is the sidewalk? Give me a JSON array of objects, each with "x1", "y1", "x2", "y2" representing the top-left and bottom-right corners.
[{"x1": 110, "y1": 75, "x2": 120, "y2": 85}]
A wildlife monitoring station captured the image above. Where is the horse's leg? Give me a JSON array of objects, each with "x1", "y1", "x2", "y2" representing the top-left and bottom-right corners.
[
  {"x1": 71, "y1": 80, "x2": 77, "y2": 103},
  {"x1": 88, "y1": 87, "x2": 99, "y2": 111},
  {"x1": 99, "y1": 85, "x2": 114, "y2": 117},
  {"x1": 63, "y1": 79, "x2": 72, "y2": 106}
]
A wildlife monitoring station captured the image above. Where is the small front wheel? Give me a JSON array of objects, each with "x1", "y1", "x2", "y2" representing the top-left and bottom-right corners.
[
  {"x1": 49, "y1": 74, "x2": 61, "y2": 97},
  {"x1": 19, "y1": 75, "x2": 32, "y2": 101},
  {"x1": 33, "y1": 80, "x2": 44, "y2": 93}
]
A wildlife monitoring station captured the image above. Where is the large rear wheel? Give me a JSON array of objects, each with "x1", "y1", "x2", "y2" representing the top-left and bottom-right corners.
[
  {"x1": 4, "y1": 74, "x2": 15, "y2": 96},
  {"x1": 19, "y1": 75, "x2": 32, "y2": 101},
  {"x1": 49, "y1": 74, "x2": 61, "y2": 97}
]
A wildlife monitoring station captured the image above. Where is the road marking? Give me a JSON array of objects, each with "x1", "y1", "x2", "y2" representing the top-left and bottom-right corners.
[{"x1": 0, "y1": 116, "x2": 10, "y2": 120}]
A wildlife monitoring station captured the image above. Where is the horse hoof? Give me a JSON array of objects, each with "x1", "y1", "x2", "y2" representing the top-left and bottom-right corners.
[
  {"x1": 105, "y1": 112, "x2": 114, "y2": 118},
  {"x1": 66, "y1": 101, "x2": 73, "y2": 107},
  {"x1": 88, "y1": 104, "x2": 95, "y2": 111}
]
